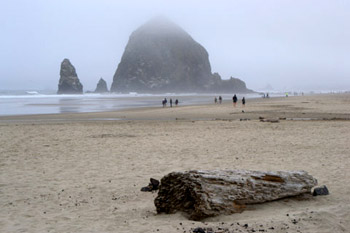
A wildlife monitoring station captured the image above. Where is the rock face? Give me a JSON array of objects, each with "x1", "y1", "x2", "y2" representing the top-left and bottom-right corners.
[
  {"x1": 212, "y1": 73, "x2": 253, "y2": 93},
  {"x1": 154, "y1": 170, "x2": 317, "y2": 220},
  {"x1": 111, "y1": 17, "x2": 213, "y2": 93},
  {"x1": 111, "y1": 17, "x2": 253, "y2": 93},
  {"x1": 94, "y1": 78, "x2": 108, "y2": 93},
  {"x1": 57, "y1": 59, "x2": 83, "y2": 94}
]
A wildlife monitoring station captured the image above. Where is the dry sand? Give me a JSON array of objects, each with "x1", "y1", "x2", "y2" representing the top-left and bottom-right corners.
[{"x1": 0, "y1": 94, "x2": 349, "y2": 233}]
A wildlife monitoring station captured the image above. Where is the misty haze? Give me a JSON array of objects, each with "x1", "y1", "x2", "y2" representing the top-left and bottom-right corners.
[
  {"x1": 1, "y1": 1, "x2": 349, "y2": 92},
  {"x1": 1, "y1": 2, "x2": 350, "y2": 233}
]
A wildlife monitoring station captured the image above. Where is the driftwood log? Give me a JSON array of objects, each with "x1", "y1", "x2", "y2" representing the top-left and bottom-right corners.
[{"x1": 154, "y1": 170, "x2": 317, "y2": 220}]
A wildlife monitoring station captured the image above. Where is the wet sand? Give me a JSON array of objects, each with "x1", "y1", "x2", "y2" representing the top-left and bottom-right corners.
[{"x1": 0, "y1": 93, "x2": 350, "y2": 232}]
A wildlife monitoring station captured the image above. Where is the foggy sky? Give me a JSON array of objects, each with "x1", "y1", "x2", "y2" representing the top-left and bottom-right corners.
[{"x1": 1, "y1": 0, "x2": 349, "y2": 92}]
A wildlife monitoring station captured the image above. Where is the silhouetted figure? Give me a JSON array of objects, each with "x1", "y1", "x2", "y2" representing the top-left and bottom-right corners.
[
  {"x1": 214, "y1": 97, "x2": 217, "y2": 104},
  {"x1": 170, "y1": 98, "x2": 173, "y2": 107},
  {"x1": 175, "y1": 99, "x2": 179, "y2": 106},
  {"x1": 242, "y1": 97, "x2": 245, "y2": 107},
  {"x1": 219, "y1": 96, "x2": 222, "y2": 104},
  {"x1": 232, "y1": 94, "x2": 238, "y2": 107}
]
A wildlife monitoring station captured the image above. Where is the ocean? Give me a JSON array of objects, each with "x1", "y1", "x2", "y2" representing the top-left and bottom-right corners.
[{"x1": 0, "y1": 90, "x2": 270, "y2": 116}]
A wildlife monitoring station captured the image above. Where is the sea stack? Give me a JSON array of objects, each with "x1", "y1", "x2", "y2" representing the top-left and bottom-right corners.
[
  {"x1": 94, "y1": 78, "x2": 109, "y2": 93},
  {"x1": 211, "y1": 73, "x2": 252, "y2": 93},
  {"x1": 110, "y1": 17, "x2": 215, "y2": 93},
  {"x1": 57, "y1": 59, "x2": 83, "y2": 94}
]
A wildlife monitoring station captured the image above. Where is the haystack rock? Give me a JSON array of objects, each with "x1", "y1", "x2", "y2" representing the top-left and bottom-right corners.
[
  {"x1": 111, "y1": 17, "x2": 213, "y2": 93},
  {"x1": 94, "y1": 78, "x2": 108, "y2": 93},
  {"x1": 57, "y1": 59, "x2": 83, "y2": 94},
  {"x1": 111, "y1": 17, "x2": 252, "y2": 93}
]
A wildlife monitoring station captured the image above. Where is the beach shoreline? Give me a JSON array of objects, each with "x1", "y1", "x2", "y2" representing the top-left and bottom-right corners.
[
  {"x1": 1, "y1": 93, "x2": 349, "y2": 123},
  {"x1": 0, "y1": 93, "x2": 349, "y2": 232},
  {"x1": 0, "y1": 92, "x2": 264, "y2": 117}
]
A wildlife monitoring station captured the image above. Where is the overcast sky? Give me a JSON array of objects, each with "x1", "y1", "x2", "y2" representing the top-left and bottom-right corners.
[{"x1": 0, "y1": 0, "x2": 349, "y2": 91}]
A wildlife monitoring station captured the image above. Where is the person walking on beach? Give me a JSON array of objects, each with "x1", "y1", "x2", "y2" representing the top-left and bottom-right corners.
[
  {"x1": 170, "y1": 98, "x2": 173, "y2": 108},
  {"x1": 242, "y1": 97, "x2": 245, "y2": 107},
  {"x1": 214, "y1": 97, "x2": 217, "y2": 104},
  {"x1": 232, "y1": 94, "x2": 238, "y2": 107},
  {"x1": 175, "y1": 99, "x2": 179, "y2": 106},
  {"x1": 219, "y1": 96, "x2": 222, "y2": 104}
]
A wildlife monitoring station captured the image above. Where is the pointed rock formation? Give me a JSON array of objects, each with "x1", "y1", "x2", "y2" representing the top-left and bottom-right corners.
[
  {"x1": 57, "y1": 59, "x2": 83, "y2": 94},
  {"x1": 94, "y1": 78, "x2": 108, "y2": 93},
  {"x1": 111, "y1": 17, "x2": 216, "y2": 93}
]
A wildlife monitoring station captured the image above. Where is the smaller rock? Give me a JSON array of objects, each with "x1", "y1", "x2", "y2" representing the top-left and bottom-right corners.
[
  {"x1": 57, "y1": 58, "x2": 83, "y2": 94},
  {"x1": 150, "y1": 178, "x2": 160, "y2": 189},
  {"x1": 193, "y1": 227, "x2": 206, "y2": 233},
  {"x1": 140, "y1": 186, "x2": 152, "y2": 192},
  {"x1": 94, "y1": 78, "x2": 109, "y2": 93},
  {"x1": 141, "y1": 178, "x2": 160, "y2": 192},
  {"x1": 313, "y1": 185, "x2": 329, "y2": 196}
]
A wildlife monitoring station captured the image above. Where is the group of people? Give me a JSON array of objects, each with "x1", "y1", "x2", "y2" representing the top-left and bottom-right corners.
[
  {"x1": 232, "y1": 94, "x2": 245, "y2": 107},
  {"x1": 214, "y1": 94, "x2": 245, "y2": 107},
  {"x1": 214, "y1": 96, "x2": 223, "y2": 104},
  {"x1": 262, "y1": 93, "x2": 270, "y2": 98},
  {"x1": 162, "y1": 95, "x2": 246, "y2": 108},
  {"x1": 162, "y1": 98, "x2": 178, "y2": 107}
]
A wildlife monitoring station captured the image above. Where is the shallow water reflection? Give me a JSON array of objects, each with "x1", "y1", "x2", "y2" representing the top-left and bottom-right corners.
[
  {"x1": 59, "y1": 98, "x2": 81, "y2": 113},
  {"x1": 0, "y1": 93, "x2": 262, "y2": 116}
]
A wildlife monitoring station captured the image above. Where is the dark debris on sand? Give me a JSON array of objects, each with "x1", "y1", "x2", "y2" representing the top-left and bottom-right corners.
[
  {"x1": 177, "y1": 211, "x2": 319, "y2": 233},
  {"x1": 141, "y1": 178, "x2": 160, "y2": 192}
]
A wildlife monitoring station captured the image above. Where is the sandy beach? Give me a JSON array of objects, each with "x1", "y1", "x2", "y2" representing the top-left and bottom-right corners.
[{"x1": 0, "y1": 93, "x2": 350, "y2": 233}]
